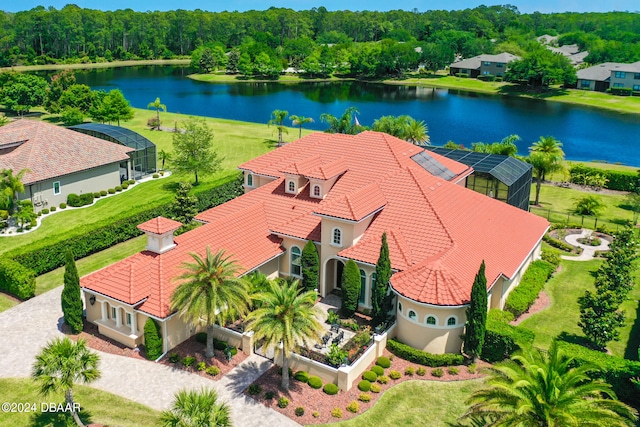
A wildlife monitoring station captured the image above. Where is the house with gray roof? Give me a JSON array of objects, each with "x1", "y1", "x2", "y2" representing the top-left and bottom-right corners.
[
  {"x1": 577, "y1": 61, "x2": 640, "y2": 92},
  {"x1": 0, "y1": 119, "x2": 134, "y2": 212},
  {"x1": 449, "y1": 53, "x2": 519, "y2": 78}
]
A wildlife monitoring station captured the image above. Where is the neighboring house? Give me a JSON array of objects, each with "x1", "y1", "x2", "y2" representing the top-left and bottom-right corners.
[
  {"x1": 81, "y1": 131, "x2": 548, "y2": 355},
  {"x1": 0, "y1": 119, "x2": 133, "y2": 212},
  {"x1": 449, "y1": 53, "x2": 519, "y2": 78},
  {"x1": 537, "y1": 35, "x2": 588, "y2": 66},
  {"x1": 577, "y1": 61, "x2": 640, "y2": 92}
]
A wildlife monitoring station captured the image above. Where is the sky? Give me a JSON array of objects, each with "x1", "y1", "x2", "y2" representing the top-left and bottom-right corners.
[{"x1": 1, "y1": 0, "x2": 638, "y2": 14}]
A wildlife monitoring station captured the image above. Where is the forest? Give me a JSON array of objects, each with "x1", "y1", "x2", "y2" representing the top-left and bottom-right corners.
[{"x1": 0, "y1": 5, "x2": 639, "y2": 78}]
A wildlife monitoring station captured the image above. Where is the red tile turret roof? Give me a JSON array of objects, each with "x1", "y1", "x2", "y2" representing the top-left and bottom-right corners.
[{"x1": 137, "y1": 217, "x2": 183, "y2": 235}]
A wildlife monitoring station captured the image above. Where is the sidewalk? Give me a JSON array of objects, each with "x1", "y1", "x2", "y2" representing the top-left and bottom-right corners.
[{"x1": 561, "y1": 229, "x2": 610, "y2": 261}]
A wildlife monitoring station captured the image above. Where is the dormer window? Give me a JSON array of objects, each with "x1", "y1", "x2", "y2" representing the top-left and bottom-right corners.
[
  {"x1": 332, "y1": 227, "x2": 342, "y2": 246},
  {"x1": 287, "y1": 180, "x2": 296, "y2": 193},
  {"x1": 313, "y1": 185, "x2": 321, "y2": 198},
  {"x1": 247, "y1": 173, "x2": 254, "y2": 187}
]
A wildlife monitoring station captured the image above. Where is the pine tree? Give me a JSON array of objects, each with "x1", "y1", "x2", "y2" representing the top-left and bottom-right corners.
[
  {"x1": 61, "y1": 250, "x2": 83, "y2": 334},
  {"x1": 372, "y1": 232, "x2": 392, "y2": 324},
  {"x1": 464, "y1": 261, "x2": 488, "y2": 361},
  {"x1": 172, "y1": 182, "x2": 198, "y2": 224},
  {"x1": 341, "y1": 260, "x2": 361, "y2": 317},
  {"x1": 301, "y1": 240, "x2": 319, "y2": 292},
  {"x1": 144, "y1": 318, "x2": 163, "y2": 360}
]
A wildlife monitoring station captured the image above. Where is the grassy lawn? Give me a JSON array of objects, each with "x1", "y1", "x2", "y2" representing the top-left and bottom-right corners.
[
  {"x1": 0, "y1": 378, "x2": 160, "y2": 427},
  {"x1": 316, "y1": 379, "x2": 483, "y2": 427},
  {"x1": 0, "y1": 294, "x2": 18, "y2": 312}
]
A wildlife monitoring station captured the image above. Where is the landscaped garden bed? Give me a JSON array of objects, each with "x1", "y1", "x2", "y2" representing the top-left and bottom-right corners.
[{"x1": 244, "y1": 349, "x2": 486, "y2": 425}]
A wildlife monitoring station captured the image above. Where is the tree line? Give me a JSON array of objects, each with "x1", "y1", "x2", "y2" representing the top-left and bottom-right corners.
[{"x1": 1, "y1": 5, "x2": 638, "y2": 72}]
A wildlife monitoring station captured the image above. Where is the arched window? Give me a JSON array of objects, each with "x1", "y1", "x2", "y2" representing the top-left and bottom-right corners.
[
  {"x1": 313, "y1": 185, "x2": 321, "y2": 197},
  {"x1": 359, "y1": 269, "x2": 366, "y2": 304},
  {"x1": 408, "y1": 310, "x2": 417, "y2": 320},
  {"x1": 398, "y1": 302, "x2": 402, "y2": 313},
  {"x1": 447, "y1": 317, "x2": 457, "y2": 326},
  {"x1": 426, "y1": 316, "x2": 436, "y2": 325},
  {"x1": 247, "y1": 173, "x2": 254, "y2": 187},
  {"x1": 290, "y1": 246, "x2": 301, "y2": 276},
  {"x1": 332, "y1": 228, "x2": 342, "y2": 246},
  {"x1": 288, "y1": 180, "x2": 296, "y2": 193}
]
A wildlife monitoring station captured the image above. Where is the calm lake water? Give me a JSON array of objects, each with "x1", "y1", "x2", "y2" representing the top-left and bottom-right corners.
[{"x1": 75, "y1": 66, "x2": 640, "y2": 165}]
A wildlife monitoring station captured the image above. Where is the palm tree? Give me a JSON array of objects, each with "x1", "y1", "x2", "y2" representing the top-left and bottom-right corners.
[
  {"x1": 1, "y1": 168, "x2": 30, "y2": 215},
  {"x1": 458, "y1": 341, "x2": 638, "y2": 427},
  {"x1": 160, "y1": 388, "x2": 232, "y2": 427},
  {"x1": 158, "y1": 149, "x2": 171, "y2": 171},
  {"x1": 171, "y1": 248, "x2": 250, "y2": 358},
  {"x1": 268, "y1": 109, "x2": 289, "y2": 146},
  {"x1": 320, "y1": 106, "x2": 364, "y2": 135},
  {"x1": 32, "y1": 337, "x2": 101, "y2": 427},
  {"x1": 147, "y1": 97, "x2": 167, "y2": 129},
  {"x1": 404, "y1": 117, "x2": 430, "y2": 146},
  {"x1": 245, "y1": 279, "x2": 323, "y2": 389},
  {"x1": 289, "y1": 115, "x2": 314, "y2": 138},
  {"x1": 528, "y1": 136, "x2": 565, "y2": 206}
]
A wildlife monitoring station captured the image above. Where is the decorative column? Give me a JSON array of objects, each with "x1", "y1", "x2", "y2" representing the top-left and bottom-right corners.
[
  {"x1": 100, "y1": 301, "x2": 107, "y2": 322},
  {"x1": 115, "y1": 307, "x2": 122, "y2": 328},
  {"x1": 130, "y1": 311, "x2": 137, "y2": 335}
]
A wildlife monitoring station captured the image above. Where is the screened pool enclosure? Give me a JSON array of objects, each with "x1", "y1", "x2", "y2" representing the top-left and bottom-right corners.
[{"x1": 69, "y1": 123, "x2": 157, "y2": 181}]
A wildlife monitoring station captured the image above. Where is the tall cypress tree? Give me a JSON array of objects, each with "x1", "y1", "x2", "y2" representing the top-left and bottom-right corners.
[
  {"x1": 373, "y1": 232, "x2": 392, "y2": 324},
  {"x1": 61, "y1": 249, "x2": 84, "y2": 334},
  {"x1": 341, "y1": 260, "x2": 361, "y2": 317},
  {"x1": 301, "y1": 240, "x2": 319, "y2": 292},
  {"x1": 464, "y1": 261, "x2": 488, "y2": 361},
  {"x1": 144, "y1": 318, "x2": 163, "y2": 360}
]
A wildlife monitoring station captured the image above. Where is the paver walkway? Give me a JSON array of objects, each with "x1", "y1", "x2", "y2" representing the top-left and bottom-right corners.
[
  {"x1": 561, "y1": 229, "x2": 610, "y2": 261},
  {"x1": 0, "y1": 286, "x2": 299, "y2": 426}
]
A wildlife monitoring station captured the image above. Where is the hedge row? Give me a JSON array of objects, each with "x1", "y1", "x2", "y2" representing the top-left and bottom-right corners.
[
  {"x1": 542, "y1": 234, "x2": 574, "y2": 252},
  {"x1": 569, "y1": 164, "x2": 639, "y2": 192},
  {"x1": 481, "y1": 309, "x2": 535, "y2": 363},
  {"x1": 8, "y1": 176, "x2": 243, "y2": 276},
  {"x1": 557, "y1": 341, "x2": 640, "y2": 407},
  {"x1": 505, "y1": 260, "x2": 556, "y2": 318},
  {"x1": 0, "y1": 258, "x2": 36, "y2": 299},
  {"x1": 387, "y1": 338, "x2": 464, "y2": 367}
]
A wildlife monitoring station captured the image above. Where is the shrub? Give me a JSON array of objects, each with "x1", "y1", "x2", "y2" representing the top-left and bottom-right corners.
[
  {"x1": 416, "y1": 367, "x2": 426, "y2": 376},
  {"x1": 431, "y1": 368, "x2": 444, "y2": 377},
  {"x1": 505, "y1": 260, "x2": 555, "y2": 318},
  {"x1": 346, "y1": 401, "x2": 360, "y2": 413},
  {"x1": 376, "y1": 356, "x2": 391, "y2": 368},
  {"x1": 115, "y1": 185, "x2": 123, "y2": 192},
  {"x1": 331, "y1": 408, "x2": 343, "y2": 418},
  {"x1": 67, "y1": 193, "x2": 80, "y2": 207},
  {"x1": 481, "y1": 314, "x2": 535, "y2": 363},
  {"x1": 93, "y1": 192, "x2": 101, "y2": 198},
  {"x1": 108, "y1": 188, "x2": 116, "y2": 194},
  {"x1": 50, "y1": 206, "x2": 56, "y2": 212},
  {"x1": 468, "y1": 363, "x2": 477, "y2": 374},
  {"x1": 377, "y1": 375, "x2": 389, "y2": 384},
  {"x1": 153, "y1": 173, "x2": 160, "y2": 178},
  {"x1": 278, "y1": 397, "x2": 289, "y2": 408},
  {"x1": 42, "y1": 208, "x2": 49, "y2": 215},
  {"x1": 358, "y1": 380, "x2": 371, "y2": 391},
  {"x1": 569, "y1": 164, "x2": 639, "y2": 192},
  {"x1": 247, "y1": 384, "x2": 262, "y2": 395},
  {"x1": 100, "y1": 190, "x2": 108, "y2": 197},
  {"x1": 294, "y1": 370, "x2": 309, "y2": 383},
  {"x1": 312, "y1": 411, "x2": 320, "y2": 418},
  {"x1": 323, "y1": 383, "x2": 339, "y2": 395},
  {"x1": 308, "y1": 376, "x2": 323, "y2": 389},
  {"x1": 295, "y1": 407, "x2": 304, "y2": 417},
  {"x1": 341, "y1": 260, "x2": 360, "y2": 316},
  {"x1": 264, "y1": 391, "x2": 276, "y2": 400},
  {"x1": 389, "y1": 370, "x2": 401, "y2": 380},
  {"x1": 205, "y1": 365, "x2": 220, "y2": 376},
  {"x1": 371, "y1": 365, "x2": 385, "y2": 376},
  {"x1": 59, "y1": 203, "x2": 66, "y2": 209},
  {"x1": 448, "y1": 367, "x2": 460, "y2": 375},
  {"x1": 143, "y1": 318, "x2": 163, "y2": 360},
  {"x1": 196, "y1": 361, "x2": 206, "y2": 371},
  {"x1": 278, "y1": 367, "x2": 293, "y2": 377},
  {"x1": 543, "y1": 234, "x2": 574, "y2": 252},
  {"x1": 168, "y1": 353, "x2": 179, "y2": 363},
  {"x1": 195, "y1": 332, "x2": 207, "y2": 344},
  {"x1": 128, "y1": 179, "x2": 136, "y2": 185},
  {"x1": 362, "y1": 370, "x2": 377, "y2": 382},
  {"x1": 488, "y1": 308, "x2": 515, "y2": 323},
  {"x1": 358, "y1": 393, "x2": 371, "y2": 402},
  {"x1": 121, "y1": 182, "x2": 129, "y2": 189},
  {"x1": 0, "y1": 258, "x2": 36, "y2": 299},
  {"x1": 181, "y1": 356, "x2": 195, "y2": 367},
  {"x1": 386, "y1": 339, "x2": 464, "y2": 367},
  {"x1": 404, "y1": 366, "x2": 415, "y2": 376},
  {"x1": 370, "y1": 383, "x2": 381, "y2": 393}
]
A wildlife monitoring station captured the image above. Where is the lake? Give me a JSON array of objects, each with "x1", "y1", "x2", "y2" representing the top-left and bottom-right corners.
[{"x1": 75, "y1": 66, "x2": 640, "y2": 166}]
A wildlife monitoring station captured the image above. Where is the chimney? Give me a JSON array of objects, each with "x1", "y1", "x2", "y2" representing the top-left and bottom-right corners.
[{"x1": 136, "y1": 217, "x2": 183, "y2": 254}]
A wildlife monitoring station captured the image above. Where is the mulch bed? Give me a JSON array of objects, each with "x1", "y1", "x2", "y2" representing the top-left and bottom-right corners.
[
  {"x1": 245, "y1": 349, "x2": 487, "y2": 425},
  {"x1": 70, "y1": 322, "x2": 246, "y2": 379},
  {"x1": 511, "y1": 290, "x2": 551, "y2": 326}
]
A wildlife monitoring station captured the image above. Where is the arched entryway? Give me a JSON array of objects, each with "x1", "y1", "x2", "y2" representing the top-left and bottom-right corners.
[{"x1": 323, "y1": 258, "x2": 345, "y2": 296}]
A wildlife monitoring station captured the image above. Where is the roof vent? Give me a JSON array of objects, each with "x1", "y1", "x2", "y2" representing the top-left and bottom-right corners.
[{"x1": 136, "y1": 217, "x2": 183, "y2": 254}]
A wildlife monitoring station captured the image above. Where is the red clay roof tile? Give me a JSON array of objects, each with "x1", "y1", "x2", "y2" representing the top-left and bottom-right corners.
[{"x1": 137, "y1": 217, "x2": 183, "y2": 235}]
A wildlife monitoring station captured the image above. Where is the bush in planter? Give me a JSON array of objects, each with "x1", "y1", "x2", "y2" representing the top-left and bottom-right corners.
[
  {"x1": 359, "y1": 393, "x2": 371, "y2": 402},
  {"x1": 294, "y1": 370, "x2": 309, "y2": 383},
  {"x1": 278, "y1": 397, "x2": 289, "y2": 408},
  {"x1": 295, "y1": 407, "x2": 304, "y2": 417},
  {"x1": 308, "y1": 376, "x2": 323, "y2": 389},
  {"x1": 196, "y1": 361, "x2": 206, "y2": 371},
  {"x1": 312, "y1": 411, "x2": 320, "y2": 418},
  {"x1": 358, "y1": 380, "x2": 371, "y2": 391},
  {"x1": 371, "y1": 365, "x2": 385, "y2": 376},
  {"x1": 181, "y1": 356, "x2": 195, "y2": 367},
  {"x1": 143, "y1": 318, "x2": 163, "y2": 360},
  {"x1": 431, "y1": 368, "x2": 444, "y2": 377},
  {"x1": 115, "y1": 185, "x2": 122, "y2": 192},
  {"x1": 59, "y1": 203, "x2": 66, "y2": 209},
  {"x1": 206, "y1": 365, "x2": 220, "y2": 376},
  {"x1": 121, "y1": 182, "x2": 129, "y2": 189},
  {"x1": 387, "y1": 338, "x2": 464, "y2": 366},
  {"x1": 264, "y1": 391, "x2": 276, "y2": 400},
  {"x1": 448, "y1": 366, "x2": 460, "y2": 375},
  {"x1": 323, "y1": 383, "x2": 339, "y2": 395},
  {"x1": 417, "y1": 367, "x2": 426, "y2": 376},
  {"x1": 42, "y1": 208, "x2": 49, "y2": 215},
  {"x1": 377, "y1": 375, "x2": 389, "y2": 384},
  {"x1": 362, "y1": 371, "x2": 377, "y2": 382},
  {"x1": 168, "y1": 353, "x2": 179, "y2": 363},
  {"x1": 389, "y1": 370, "x2": 402, "y2": 380},
  {"x1": 153, "y1": 173, "x2": 160, "y2": 178},
  {"x1": 376, "y1": 356, "x2": 391, "y2": 368},
  {"x1": 108, "y1": 188, "x2": 116, "y2": 194},
  {"x1": 128, "y1": 179, "x2": 136, "y2": 185},
  {"x1": 100, "y1": 190, "x2": 108, "y2": 197},
  {"x1": 93, "y1": 192, "x2": 101, "y2": 198},
  {"x1": 370, "y1": 383, "x2": 381, "y2": 393},
  {"x1": 331, "y1": 408, "x2": 343, "y2": 418},
  {"x1": 50, "y1": 206, "x2": 56, "y2": 212},
  {"x1": 247, "y1": 384, "x2": 262, "y2": 395},
  {"x1": 404, "y1": 366, "x2": 415, "y2": 376},
  {"x1": 346, "y1": 401, "x2": 360, "y2": 413},
  {"x1": 67, "y1": 193, "x2": 81, "y2": 207},
  {"x1": 195, "y1": 332, "x2": 207, "y2": 344}
]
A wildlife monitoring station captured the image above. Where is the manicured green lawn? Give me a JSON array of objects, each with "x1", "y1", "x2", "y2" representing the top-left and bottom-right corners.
[
  {"x1": 315, "y1": 379, "x2": 483, "y2": 427},
  {"x1": 0, "y1": 294, "x2": 18, "y2": 312},
  {"x1": 0, "y1": 378, "x2": 161, "y2": 427}
]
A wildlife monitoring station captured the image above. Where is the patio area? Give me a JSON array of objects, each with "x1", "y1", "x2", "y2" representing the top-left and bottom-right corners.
[{"x1": 311, "y1": 294, "x2": 357, "y2": 355}]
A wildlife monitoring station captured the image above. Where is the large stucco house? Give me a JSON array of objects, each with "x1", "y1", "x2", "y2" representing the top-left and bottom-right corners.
[
  {"x1": 0, "y1": 119, "x2": 134, "y2": 212},
  {"x1": 81, "y1": 131, "x2": 548, "y2": 355}
]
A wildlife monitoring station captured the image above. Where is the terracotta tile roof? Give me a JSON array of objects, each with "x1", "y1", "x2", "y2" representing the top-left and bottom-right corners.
[
  {"x1": 0, "y1": 119, "x2": 133, "y2": 184},
  {"x1": 82, "y1": 131, "x2": 548, "y2": 314},
  {"x1": 137, "y1": 217, "x2": 183, "y2": 235}
]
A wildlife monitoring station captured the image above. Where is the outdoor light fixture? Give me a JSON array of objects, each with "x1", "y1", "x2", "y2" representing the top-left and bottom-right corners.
[{"x1": 89, "y1": 295, "x2": 96, "y2": 306}]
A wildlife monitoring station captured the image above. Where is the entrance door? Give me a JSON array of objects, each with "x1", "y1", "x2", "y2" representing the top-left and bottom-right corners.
[{"x1": 336, "y1": 260, "x2": 344, "y2": 288}]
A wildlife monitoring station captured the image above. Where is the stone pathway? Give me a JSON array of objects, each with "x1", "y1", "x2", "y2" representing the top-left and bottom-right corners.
[
  {"x1": 561, "y1": 229, "x2": 610, "y2": 261},
  {"x1": 0, "y1": 286, "x2": 299, "y2": 426}
]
